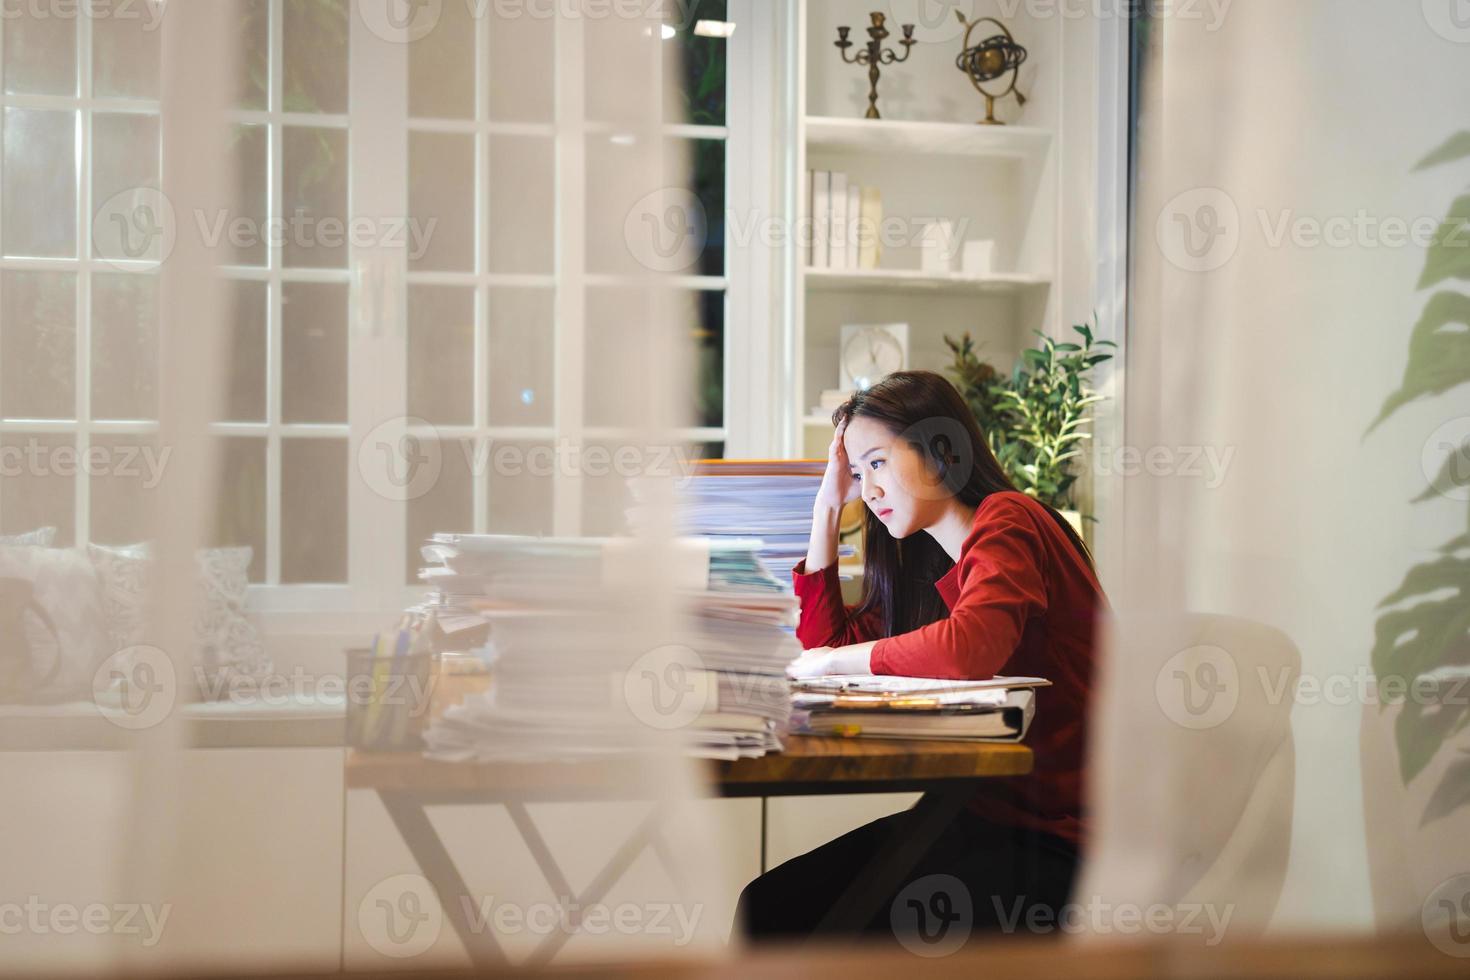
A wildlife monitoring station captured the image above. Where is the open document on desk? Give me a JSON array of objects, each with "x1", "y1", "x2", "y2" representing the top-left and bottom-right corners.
[{"x1": 788, "y1": 676, "x2": 1048, "y2": 742}]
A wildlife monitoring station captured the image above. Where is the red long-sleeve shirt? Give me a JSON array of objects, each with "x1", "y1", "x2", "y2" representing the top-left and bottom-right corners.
[{"x1": 791, "y1": 490, "x2": 1103, "y2": 849}]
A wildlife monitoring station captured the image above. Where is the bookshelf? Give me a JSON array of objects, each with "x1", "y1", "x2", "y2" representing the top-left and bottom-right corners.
[{"x1": 783, "y1": 0, "x2": 1102, "y2": 461}]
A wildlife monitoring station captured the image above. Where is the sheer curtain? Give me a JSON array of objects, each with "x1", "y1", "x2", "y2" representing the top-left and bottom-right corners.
[
  {"x1": 1079, "y1": 0, "x2": 1470, "y2": 947},
  {"x1": 1, "y1": 1, "x2": 734, "y2": 973}
]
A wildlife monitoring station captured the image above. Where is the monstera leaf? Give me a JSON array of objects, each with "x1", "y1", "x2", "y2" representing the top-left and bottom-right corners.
[
  {"x1": 1422, "y1": 751, "x2": 1470, "y2": 827},
  {"x1": 1366, "y1": 291, "x2": 1470, "y2": 432},
  {"x1": 1415, "y1": 131, "x2": 1470, "y2": 171},
  {"x1": 1417, "y1": 194, "x2": 1470, "y2": 291},
  {"x1": 1372, "y1": 134, "x2": 1470, "y2": 823},
  {"x1": 1372, "y1": 552, "x2": 1470, "y2": 784}
]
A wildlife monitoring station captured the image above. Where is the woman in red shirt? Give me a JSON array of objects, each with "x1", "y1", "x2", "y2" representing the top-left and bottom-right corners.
[{"x1": 737, "y1": 370, "x2": 1105, "y2": 944}]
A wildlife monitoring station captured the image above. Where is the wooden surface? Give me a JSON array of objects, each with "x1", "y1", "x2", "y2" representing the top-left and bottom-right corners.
[
  {"x1": 345, "y1": 735, "x2": 1032, "y2": 798},
  {"x1": 250, "y1": 933, "x2": 1467, "y2": 980}
]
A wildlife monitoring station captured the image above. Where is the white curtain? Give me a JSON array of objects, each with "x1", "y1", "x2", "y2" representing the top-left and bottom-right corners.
[{"x1": 1080, "y1": 0, "x2": 1470, "y2": 946}]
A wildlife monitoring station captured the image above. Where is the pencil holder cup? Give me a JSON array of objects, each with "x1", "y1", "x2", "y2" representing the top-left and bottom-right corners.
[{"x1": 345, "y1": 648, "x2": 439, "y2": 751}]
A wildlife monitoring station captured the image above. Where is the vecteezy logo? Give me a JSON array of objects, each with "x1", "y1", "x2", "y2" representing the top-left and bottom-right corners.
[
  {"x1": 887, "y1": 0, "x2": 977, "y2": 43},
  {"x1": 1155, "y1": 187, "x2": 1240, "y2": 272},
  {"x1": 890, "y1": 874, "x2": 972, "y2": 957},
  {"x1": 359, "y1": 873, "x2": 442, "y2": 959},
  {"x1": 895, "y1": 415, "x2": 974, "y2": 502},
  {"x1": 1423, "y1": 0, "x2": 1470, "y2": 43},
  {"x1": 621, "y1": 645, "x2": 715, "y2": 730},
  {"x1": 1422, "y1": 873, "x2": 1470, "y2": 957},
  {"x1": 1420, "y1": 416, "x2": 1470, "y2": 502},
  {"x1": 357, "y1": 416, "x2": 442, "y2": 502},
  {"x1": 92, "y1": 187, "x2": 177, "y2": 268},
  {"x1": 1155, "y1": 644, "x2": 1239, "y2": 729},
  {"x1": 93, "y1": 645, "x2": 177, "y2": 730},
  {"x1": 358, "y1": 0, "x2": 443, "y2": 44},
  {"x1": 623, "y1": 187, "x2": 707, "y2": 273}
]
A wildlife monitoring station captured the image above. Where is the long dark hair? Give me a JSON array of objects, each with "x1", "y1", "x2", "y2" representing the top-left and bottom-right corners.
[{"x1": 836, "y1": 370, "x2": 1093, "y2": 639}]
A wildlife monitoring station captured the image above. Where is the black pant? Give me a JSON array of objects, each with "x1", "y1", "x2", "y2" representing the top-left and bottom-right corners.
[{"x1": 736, "y1": 804, "x2": 1079, "y2": 947}]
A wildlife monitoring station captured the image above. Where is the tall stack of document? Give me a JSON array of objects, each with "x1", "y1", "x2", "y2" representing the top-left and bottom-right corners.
[
  {"x1": 630, "y1": 459, "x2": 854, "y2": 586},
  {"x1": 417, "y1": 535, "x2": 798, "y2": 762},
  {"x1": 410, "y1": 533, "x2": 609, "y2": 652}
]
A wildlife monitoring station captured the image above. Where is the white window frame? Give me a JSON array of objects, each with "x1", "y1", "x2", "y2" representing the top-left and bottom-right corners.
[{"x1": 0, "y1": 0, "x2": 780, "y2": 626}]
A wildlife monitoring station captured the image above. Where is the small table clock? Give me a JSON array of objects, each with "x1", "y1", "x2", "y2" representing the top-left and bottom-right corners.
[{"x1": 840, "y1": 323, "x2": 908, "y2": 392}]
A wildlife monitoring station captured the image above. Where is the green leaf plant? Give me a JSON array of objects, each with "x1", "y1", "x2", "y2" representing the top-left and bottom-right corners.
[
  {"x1": 945, "y1": 320, "x2": 1115, "y2": 513},
  {"x1": 1366, "y1": 131, "x2": 1470, "y2": 825}
]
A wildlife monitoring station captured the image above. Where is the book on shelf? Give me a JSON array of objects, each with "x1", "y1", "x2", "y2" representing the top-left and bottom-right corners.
[
  {"x1": 858, "y1": 185, "x2": 882, "y2": 269},
  {"x1": 830, "y1": 171, "x2": 848, "y2": 266},
  {"x1": 810, "y1": 169, "x2": 831, "y2": 269},
  {"x1": 805, "y1": 171, "x2": 881, "y2": 272}
]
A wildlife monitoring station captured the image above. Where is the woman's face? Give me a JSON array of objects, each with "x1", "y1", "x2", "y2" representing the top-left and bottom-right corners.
[{"x1": 843, "y1": 416, "x2": 950, "y2": 538}]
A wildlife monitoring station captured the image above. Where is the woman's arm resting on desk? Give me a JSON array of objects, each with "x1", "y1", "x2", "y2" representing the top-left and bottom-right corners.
[{"x1": 786, "y1": 640, "x2": 878, "y2": 679}]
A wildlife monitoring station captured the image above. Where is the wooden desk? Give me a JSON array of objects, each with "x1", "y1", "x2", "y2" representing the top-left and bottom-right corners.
[{"x1": 347, "y1": 737, "x2": 1033, "y2": 967}]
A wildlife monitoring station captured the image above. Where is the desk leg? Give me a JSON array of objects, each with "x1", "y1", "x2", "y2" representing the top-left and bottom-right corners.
[
  {"x1": 810, "y1": 785, "x2": 973, "y2": 937},
  {"x1": 520, "y1": 807, "x2": 664, "y2": 968},
  {"x1": 379, "y1": 791, "x2": 507, "y2": 969}
]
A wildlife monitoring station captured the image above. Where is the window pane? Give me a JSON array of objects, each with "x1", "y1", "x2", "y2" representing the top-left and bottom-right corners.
[
  {"x1": 212, "y1": 437, "x2": 266, "y2": 582},
  {"x1": 585, "y1": 286, "x2": 648, "y2": 428},
  {"x1": 409, "y1": 130, "x2": 475, "y2": 272},
  {"x1": 487, "y1": 288, "x2": 553, "y2": 427},
  {"x1": 227, "y1": 124, "x2": 269, "y2": 267},
  {"x1": 92, "y1": 273, "x2": 159, "y2": 421},
  {"x1": 488, "y1": 9, "x2": 553, "y2": 123},
  {"x1": 281, "y1": 438, "x2": 347, "y2": 583},
  {"x1": 486, "y1": 440, "x2": 553, "y2": 536},
  {"x1": 407, "y1": 285, "x2": 474, "y2": 426},
  {"x1": 675, "y1": 136, "x2": 726, "y2": 277},
  {"x1": 585, "y1": 134, "x2": 699, "y2": 276},
  {"x1": 90, "y1": 433, "x2": 161, "y2": 546},
  {"x1": 2, "y1": 109, "x2": 77, "y2": 259},
  {"x1": 581, "y1": 440, "x2": 631, "y2": 538},
  {"x1": 1, "y1": 271, "x2": 76, "y2": 421},
  {"x1": 584, "y1": 14, "x2": 656, "y2": 124},
  {"x1": 221, "y1": 280, "x2": 267, "y2": 422},
  {"x1": 93, "y1": 0, "x2": 163, "y2": 99},
  {"x1": 585, "y1": 286, "x2": 716, "y2": 429},
  {"x1": 235, "y1": 0, "x2": 270, "y2": 110},
  {"x1": 3, "y1": 12, "x2": 75, "y2": 96},
  {"x1": 0, "y1": 434, "x2": 74, "y2": 546},
  {"x1": 282, "y1": 282, "x2": 348, "y2": 424},
  {"x1": 92, "y1": 113, "x2": 162, "y2": 262},
  {"x1": 666, "y1": 0, "x2": 727, "y2": 126},
  {"x1": 692, "y1": 289, "x2": 724, "y2": 428},
  {"x1": 405, "y1": 438, "x2": 473, "y2": 582},
  {"x1": 284, "y1": 0, "x2": 349, "y2": 113},
  {"x1": 489, "y1": 135, "x2": 552, "y2": 274},
  {"x1": 282, "y1": 126, "x2": 349, "y2": 268},
  {"x1": 410, "y1": 0, "x2": 474, "y2": 119}
]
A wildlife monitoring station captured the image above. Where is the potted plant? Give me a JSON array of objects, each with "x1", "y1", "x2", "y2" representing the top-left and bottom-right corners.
[{"x1": 946, "y1": 321, "x2": 1115, "y2": 531}]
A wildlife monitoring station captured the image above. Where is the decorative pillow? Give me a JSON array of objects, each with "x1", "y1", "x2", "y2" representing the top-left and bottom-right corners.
[
  {"x1": 0, "y1": 527, "x2": 58, "y2": 547},
  {"x1": 0, "y1": 545, "x2": 111, "y2": 703},
  {"x1": 193, "y1": 546, "x2": 271, "y2": 690},
  {"x1": 86, "y1": 543, "x2": 271, "y2": 698}
]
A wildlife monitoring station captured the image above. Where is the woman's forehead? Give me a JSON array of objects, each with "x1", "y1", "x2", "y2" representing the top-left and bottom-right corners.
[{"x1": 843, "y1": 417, "x2": 891, "y2": 455}]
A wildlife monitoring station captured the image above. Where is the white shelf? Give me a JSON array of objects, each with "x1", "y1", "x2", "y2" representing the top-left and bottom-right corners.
[
  {"x1": 803, "y1": 414, "x2": 836, "y2": 427},
  {"x1": 805, "y1": 115, "x2": 1051, "y2": 167},
  {"x1": 804, "y1": 267, "x2": 1050, "y2": 295}
]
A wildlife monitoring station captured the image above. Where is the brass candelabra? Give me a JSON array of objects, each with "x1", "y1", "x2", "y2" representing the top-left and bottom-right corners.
[{"x1": 835, "y1": 12, "x2": 916, "y2": 120}]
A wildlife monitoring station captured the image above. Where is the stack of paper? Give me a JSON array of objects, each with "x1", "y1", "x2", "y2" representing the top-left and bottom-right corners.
[
  {"x1": 631, "y1": 463, "x2": 854, "y2": 586},
  {"x1": 418, "y1": 536, "x2": 799, "y2": 762},
  {"x1": 788, "y1": 675, "x2": 1048, "y2": 742}
]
